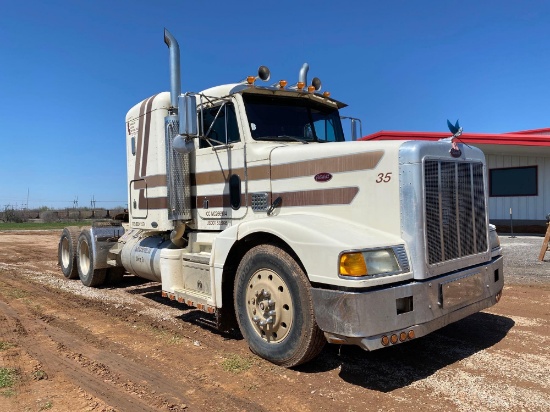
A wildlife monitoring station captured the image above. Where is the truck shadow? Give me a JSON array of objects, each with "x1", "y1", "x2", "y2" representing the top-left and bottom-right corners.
[
  {"x1": 298, "y1": 312, "x2": 514, "y2": 392},
  {"x1": 113, "y1": 276, "x2": 514, "y2": 391},
  {"x1": 121, "y1": 278, "x2": 240, "y2": 339}
]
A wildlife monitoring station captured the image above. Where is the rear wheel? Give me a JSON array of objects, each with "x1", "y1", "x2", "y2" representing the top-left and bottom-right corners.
[
  {"x1": 58, "y1": 226, "x2": 80, "y2": 279},
  {"x1": 234, "y1": 244, "x2": 325, "y2": 367},
  {"x1": 76, "y1": 230, "x2": 106, "y2": 287}
]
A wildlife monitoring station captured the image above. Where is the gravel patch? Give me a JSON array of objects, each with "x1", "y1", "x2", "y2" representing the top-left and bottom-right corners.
[{"x1": 499, "y1": 234, "x2": 550, "y2": 284}]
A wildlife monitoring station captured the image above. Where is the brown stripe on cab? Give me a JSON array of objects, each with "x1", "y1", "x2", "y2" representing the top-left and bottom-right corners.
[
  {"x1": 191, "y1": 151, "x2": 383, "y2": 185},
  {"x1": 192, "y1": 187, "x2": 359, "y2": 211},
  {"x1": 133, "y1": 174, "x2": 167, "y2": 190},
  {"x1": 138, "y1": 192, "x2": 168, "y2": 210},
  {"x1": 273, "y1": 187, "x2": 359, "y2": 207},
  {"x1": 133, "y1": 98, "x2": 149, "y2": 180},
  {"x1": 140, "y1": 94, "x2": 159, "y2": 178},
  {"x1": 271, "y1": 151, "x2": 384, "y2": 180}
]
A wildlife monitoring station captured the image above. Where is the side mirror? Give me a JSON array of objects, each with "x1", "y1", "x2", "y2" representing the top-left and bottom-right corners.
[
  {"x1": 178, "y1": 94, "x2": 198, "y2": 137},
  {"x1": 340, "y1": 116, "x2": 363, "y2": 141}
]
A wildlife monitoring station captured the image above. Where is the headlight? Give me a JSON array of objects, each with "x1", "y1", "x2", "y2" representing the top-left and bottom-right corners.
[{"x1": 340, "y1": 248, "x2": 402, "y2": 278}]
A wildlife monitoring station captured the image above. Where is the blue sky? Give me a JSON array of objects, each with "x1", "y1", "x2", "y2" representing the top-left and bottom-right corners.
[{"x1": 1, "y1": 0, "x2": 549, "y2": 209}]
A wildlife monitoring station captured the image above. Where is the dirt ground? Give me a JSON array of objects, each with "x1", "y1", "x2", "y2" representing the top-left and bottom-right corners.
[{"x1": 0, "y1": 230, "x2": 548, "y2": 412}]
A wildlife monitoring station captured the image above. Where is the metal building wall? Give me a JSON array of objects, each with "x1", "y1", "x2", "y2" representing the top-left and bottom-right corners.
[{"x1": 485, "y1": 153, "x2": 550, "y2": 222}]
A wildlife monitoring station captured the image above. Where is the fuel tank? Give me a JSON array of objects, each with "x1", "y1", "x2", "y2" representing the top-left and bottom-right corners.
[{"x1": 120, "y1": 231, "x2": 175, "y2": 282}]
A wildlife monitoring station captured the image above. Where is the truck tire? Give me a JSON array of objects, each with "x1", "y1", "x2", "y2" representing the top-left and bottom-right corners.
[
  {"x1": 58, "y1": 226, "x2": 81, "y2": 279},
  {"x1": 76, "y1": 230, "x2": 106, "y2": 287},
  {"x1": 234, "y1": 244, "x2": 325, "y2": 367}
]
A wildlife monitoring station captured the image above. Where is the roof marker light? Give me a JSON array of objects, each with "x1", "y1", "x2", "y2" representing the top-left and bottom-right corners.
[
  {"x1": 279, "y1": 80, "x2": 288, "y2": 88},
  {"x1": 297, "y1": 81, "x2": 305, "y2": 90},
  {"x1": 323, "y1": 91, "x2": 331, "y2": 98}
]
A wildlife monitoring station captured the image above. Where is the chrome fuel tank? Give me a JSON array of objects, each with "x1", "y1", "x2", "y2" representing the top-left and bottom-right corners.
[{"x1": 120, "y1": 231, "x2": 173, "y2": 282}]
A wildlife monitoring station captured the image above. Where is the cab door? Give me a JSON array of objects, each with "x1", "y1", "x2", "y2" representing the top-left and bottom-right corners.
[{"x1": 194, "y1": 101, "x2": 248, "y2": 230}]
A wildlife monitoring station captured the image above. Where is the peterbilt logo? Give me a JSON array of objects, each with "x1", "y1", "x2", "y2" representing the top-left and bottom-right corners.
[{"x1": 314, "y1": 172, "x2": 332, "y2": 182}]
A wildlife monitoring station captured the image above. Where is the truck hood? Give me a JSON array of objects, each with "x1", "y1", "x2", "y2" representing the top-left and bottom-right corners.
[{"x1": 266, "y1": 140, "x2": 405, "y2": 247}]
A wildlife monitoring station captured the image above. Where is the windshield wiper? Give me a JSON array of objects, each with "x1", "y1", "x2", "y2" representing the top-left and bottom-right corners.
[{"x1": 254, "y1": 135, "x2": 309, "y2": 144}]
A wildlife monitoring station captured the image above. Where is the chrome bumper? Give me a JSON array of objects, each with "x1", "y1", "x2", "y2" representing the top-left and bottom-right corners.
[{"x1": 311, "y1": 256, "x2": 504, "y2": 350}]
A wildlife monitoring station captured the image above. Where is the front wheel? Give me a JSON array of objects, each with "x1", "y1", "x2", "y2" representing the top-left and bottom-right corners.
[
  {"x1": 76, "y1": 230, "x2": 106, "y2": 287},
  {"x1": 234, "y1": 244, "x2": 325, "y2": 367}
]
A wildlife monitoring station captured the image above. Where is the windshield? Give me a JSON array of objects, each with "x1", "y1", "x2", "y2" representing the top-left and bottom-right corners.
[{"x1": 243, "y1": 94, "x2": 345, "y2": 143}]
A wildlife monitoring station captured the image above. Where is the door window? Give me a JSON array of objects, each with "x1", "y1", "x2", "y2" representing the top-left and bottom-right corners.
[{"x1": 200, "y1": 103, "x2": 240, "y2": 148}]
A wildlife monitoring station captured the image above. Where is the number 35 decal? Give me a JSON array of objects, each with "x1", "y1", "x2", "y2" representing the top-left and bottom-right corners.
[{"x1": 376, "y1": 172, "x2": 392, "y2": 183}]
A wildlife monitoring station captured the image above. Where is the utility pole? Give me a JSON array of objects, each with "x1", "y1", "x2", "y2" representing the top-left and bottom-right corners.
[
  {"x1": 91, "y1": 195, "x2": 96, "y2": 218},
  {"x1": 73, "y1": 196, "x2": 79, "y2": 220}
]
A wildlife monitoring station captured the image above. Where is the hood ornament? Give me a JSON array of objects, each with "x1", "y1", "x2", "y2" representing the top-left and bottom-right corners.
[{"x1": 441, "y1": 119, "x2": 463, "y2": 158}]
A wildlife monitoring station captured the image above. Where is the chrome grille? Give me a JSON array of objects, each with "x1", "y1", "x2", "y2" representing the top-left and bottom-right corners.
[{"x1": 424, "y1": 160, "x2": 487, "y2": 265}]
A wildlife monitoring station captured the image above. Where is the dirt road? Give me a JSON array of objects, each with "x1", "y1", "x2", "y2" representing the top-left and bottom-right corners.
[{"x1": 0, "y1": 230, "x2": 548, "y2": 412}]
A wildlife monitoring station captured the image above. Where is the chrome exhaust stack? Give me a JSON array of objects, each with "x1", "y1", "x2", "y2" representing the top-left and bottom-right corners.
[
  {"x1": 163, "y1": 29, "x2": 192, "y2": 221},
  {"x1": 299, "y1": 63, "x2": 309, "y2": 85},
  {"x1": 164, "y1": 28, "x2": 181, "y2": 109}
]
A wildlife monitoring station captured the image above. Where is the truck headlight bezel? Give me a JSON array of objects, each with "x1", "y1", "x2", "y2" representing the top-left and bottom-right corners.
[
  {"x1": 339, "y1": 245, "x2": 409, "y2": 279},
  {"x1": 489, "y1": 224, "x2": 502, "y2": 256}
]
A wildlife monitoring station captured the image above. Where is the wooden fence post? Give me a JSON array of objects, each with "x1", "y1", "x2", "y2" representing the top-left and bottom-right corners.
[{"x1": 538, "y1": 223, "x2": 550, "y2": 261}]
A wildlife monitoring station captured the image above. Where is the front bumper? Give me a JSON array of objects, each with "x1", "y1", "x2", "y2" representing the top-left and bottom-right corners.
[{"x1": 311, "y1": 255, "x2": 504, "y2": 350}]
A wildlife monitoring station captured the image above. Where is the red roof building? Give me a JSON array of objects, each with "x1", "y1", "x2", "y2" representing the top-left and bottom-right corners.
[{"x1": 361, "y1": 129, "x2": 550, "y2": 232}]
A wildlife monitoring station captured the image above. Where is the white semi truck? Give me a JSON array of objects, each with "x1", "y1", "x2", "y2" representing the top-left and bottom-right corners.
[{"x1": 58, "y1": 29, "x2": 503, "y2": 367}]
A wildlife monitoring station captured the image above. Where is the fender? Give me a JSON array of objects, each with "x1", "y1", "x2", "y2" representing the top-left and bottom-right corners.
[
  {"x1": 211, "y1": 214, "x2": 409, "y2": 306},
  {"x1": 87, "y1": 225, "x2": 125, "y2": 270}
]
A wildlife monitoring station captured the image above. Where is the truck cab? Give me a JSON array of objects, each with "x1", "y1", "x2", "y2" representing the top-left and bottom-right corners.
[{"x1": 58, "y1": 29, "x2": 503, "y2": 368}]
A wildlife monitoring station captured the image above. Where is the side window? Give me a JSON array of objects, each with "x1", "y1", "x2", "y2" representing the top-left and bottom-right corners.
[
  {"x1": 313, "y1": 118, "x2": 337, "y2": 142},
  {"x1": 200, "y1": 103, "x2": 240, "y2": 149}
]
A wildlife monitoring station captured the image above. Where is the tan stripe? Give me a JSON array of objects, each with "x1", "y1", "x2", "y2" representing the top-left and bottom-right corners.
[
  {"x1": 192, "y1": 187, "x2": 358, "y2": 211},
  {"x1": 133, "y1": 179, "x2": 146, "y2": 190},
  {"x1": 273, "y1": 187, "x2": 359, "y2": 207},
  {"x1": 271, "y1": 151, "x2": 384, "y2": 180},
  {"x1": 193, "y1": 169, "x2": 236, "y2": 186},
  {"x1": 133, "y1": 98, "x2": 149, "y2": 180},
  {"x1": 138, "y1": 194, "x2": 168, "y2": 210},
  {"x1": 192, "y1": 193, "x2": 248, "y2": 210},
  {"x1": 246, "y1": 164, "x2": 270, "y2": 181},
  {"x1": 192, "y1": 151, "x2": 383, "y2": 185},
  {"x1": 140, "y1": 94, "x2": 159, "y2": 178},
  {"x1": 133, "y1": 175, "x2": 167, "y2": 190},
  {"x1": 194, "y1": 195, "x2": 230, "y2": 209}
]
